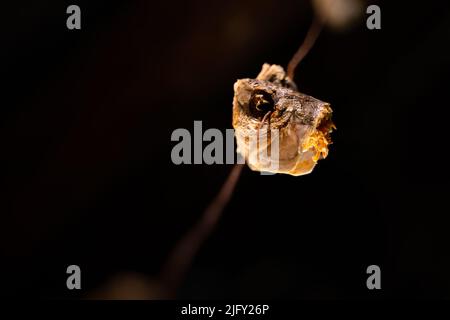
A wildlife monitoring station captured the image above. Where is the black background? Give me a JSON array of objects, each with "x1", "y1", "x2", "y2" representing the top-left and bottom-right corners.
[{"x1": 1, "y1": 0, "x2": 450, "y2": 299}]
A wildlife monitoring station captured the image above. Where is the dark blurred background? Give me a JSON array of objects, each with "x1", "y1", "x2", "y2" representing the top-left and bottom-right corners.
[{"x1": 1, "y1": 0, "x2": 450, "y2": 299}]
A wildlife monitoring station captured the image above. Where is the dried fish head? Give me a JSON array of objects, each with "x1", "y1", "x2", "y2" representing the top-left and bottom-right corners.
[{"x1": 232, "y1": 64, "x2": 335, "y2": 176}]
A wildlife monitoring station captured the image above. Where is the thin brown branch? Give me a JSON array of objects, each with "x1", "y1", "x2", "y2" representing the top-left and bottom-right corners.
[
  {"x1": 159, "y1": 164, "x2": 244, "y2": 296},
  {"x1": 287, "y1": 17, "x2": 324, "y2": 81}
]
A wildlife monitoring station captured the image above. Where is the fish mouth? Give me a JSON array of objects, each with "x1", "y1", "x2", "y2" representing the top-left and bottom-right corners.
[{"x1": 301, "y1": 104, "x2": 335, "y2": 162}]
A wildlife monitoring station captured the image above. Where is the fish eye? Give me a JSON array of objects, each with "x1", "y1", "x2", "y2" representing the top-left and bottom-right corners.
[{"x1": 249, "y1": 90, "x2": 274, "y2": 117}]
